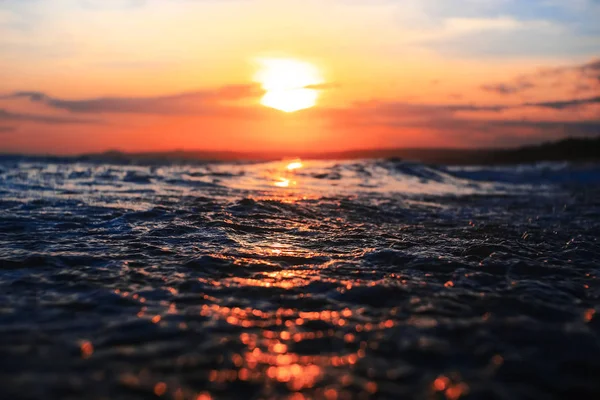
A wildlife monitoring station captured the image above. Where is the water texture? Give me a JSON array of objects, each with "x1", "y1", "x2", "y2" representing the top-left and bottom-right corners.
[{"x1": 1, "y1": 158, "x2": 599, "y2": 400}]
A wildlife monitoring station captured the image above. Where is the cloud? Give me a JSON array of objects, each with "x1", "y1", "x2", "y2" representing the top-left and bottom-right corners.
[
  {"x1": 494, "y1": 119, "x2": 600, "y2": 135},
  {"x1": 362, "y1": 113, "x2": 600, "y2": 146},
  {"x1": 526, "y1": 95, "x2": 600, "y2": 109},
  {"x1": 0, "y1": 108, "x2": 100, "y2": 125},
  {"x1": 577, "y1": 58, "x2": 600, "y2": 81},
  {"x1": 318, "y1": 93, "x2": 600, "y2": 147},
  {"x1": 481, "y1": 57, "x2": 600, "y2": 97},
  {"x1": 444, "y1": 104, "x2": 509, "y2": 112},
  {"x1": 347, "y1": 94, "x2": 599, "y2": 121},
  {"x1": 424, "y1": 18, "x2": 598, "y2": 58},
  {"x1": 405, "y1": 15, "x2": 560, "y2": 44},
  {"x1": 5, "y1": 84, "x2": 261, "y2": 115},
  {"x1": 0, "y1": 126, "x2": 16, "y2": 134},
  {"x1": 580, "y1": 59, "x2": 600, "y2": 70},
  {"x1": 443, "y1": 16, "x2": 531, "y2": 35},
  {"x1": 481, "y1": 81, "x2": 536, "y2": 95},
  {"x1": 539, "y1": 57, "x2": 600, "y2": 78},
  {"x1": 408, "y1": 0, "x2": 600, "y2": 57},
  {"x1": 79, "y1": 0, "x2": 146, "y2": 10},
  {"x1": 403, "y1": 8, "x2": 591, "y2": 58}
]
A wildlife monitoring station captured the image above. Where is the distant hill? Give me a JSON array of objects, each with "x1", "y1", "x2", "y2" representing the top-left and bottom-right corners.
[{"x1": 2, "y1": 137, "x2": 600, "y2": 165}]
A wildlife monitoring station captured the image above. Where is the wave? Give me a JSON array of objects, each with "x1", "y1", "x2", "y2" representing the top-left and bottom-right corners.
[
  {"x1": 1, "y1": 158, "x2": 599, "y2": 202},
  {"x1": 1, "y1": 156, "x2": 600, "y2": 399}
]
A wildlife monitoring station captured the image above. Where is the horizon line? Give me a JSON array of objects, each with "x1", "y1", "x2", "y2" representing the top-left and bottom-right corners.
[{"x1": 0, "y1": 136, "x2": 598, "y2": 162}]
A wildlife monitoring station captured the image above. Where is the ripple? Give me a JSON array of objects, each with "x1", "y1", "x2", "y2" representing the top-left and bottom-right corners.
[{"x1": 0, "y1": 158, "x2": 599, "y2": 398}]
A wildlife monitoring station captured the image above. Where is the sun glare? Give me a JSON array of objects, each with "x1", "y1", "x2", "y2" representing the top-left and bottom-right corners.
[
  {"x1": 274, "y1": 178, "x2": 291, "y2": 187},
  {"x1": 286, "y1": 160, "x2": 303, "y2": 170},
  {"x1": 254, "y1": 58, "x2": 324, "y2": 112}
]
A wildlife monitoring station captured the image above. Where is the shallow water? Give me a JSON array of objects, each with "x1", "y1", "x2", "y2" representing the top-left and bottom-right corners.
[{"x1": 1, "y1": 158, "x2": 599, "y2": 400}]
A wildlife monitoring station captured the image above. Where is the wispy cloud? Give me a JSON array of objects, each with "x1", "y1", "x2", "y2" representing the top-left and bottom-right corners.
[
  {"x1": 346, "y1": 94, "x2": 600, "y2": 118},
  {"x1": 317, "y1": 91, "x2": 600, "y2": 147},
  {"x1": 408, "y1": 0, "x2": 600, "y2": 57},
  {"x1": 0, "y1": 108, "x2": 100, "y2": 125},
  {"x1": 79, "y1": 0, "x2": 146, "y2": 10},
  {"x1": 3, "y1": 82, "x2": 339, "y2": 117},
  {"x1": 571, "y1": 58, "x2": 600, "y2": 81},
  {"x1": 481, "y1": 58, "x2": 600, "y2": 97},
  {"x1": 442, "y1": 16, "x2": 552, "y2": 36},
  {"x1": 0, "y1": 126, "x2": 16, "y2": 134},
  {"x1": 5, "y1": 84, "x2": 261, "y2": 115},
  {"x1": 526, "y1": 95, "x2": 600, "y2": 109},
  {"x1": 536, "y1": 58, "x2": 600, "y2": 80},
  {"x1": 481, "y1": 81, "x2": 536, "y2": 95}
]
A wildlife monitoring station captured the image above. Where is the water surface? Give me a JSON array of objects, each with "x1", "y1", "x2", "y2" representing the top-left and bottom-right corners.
[{"x1": 1, "y1": 158, "x2": 599, "y2": 399}]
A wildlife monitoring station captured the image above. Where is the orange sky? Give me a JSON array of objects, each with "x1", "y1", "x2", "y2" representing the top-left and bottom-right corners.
[{"x1": 0, "y1": 0, "x2": 599, "y2": 154}]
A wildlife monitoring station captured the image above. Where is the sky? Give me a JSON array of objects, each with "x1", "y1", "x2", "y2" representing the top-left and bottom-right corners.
[{"x1": 0, "y1": 0, "x2": 599, "y2": 154}]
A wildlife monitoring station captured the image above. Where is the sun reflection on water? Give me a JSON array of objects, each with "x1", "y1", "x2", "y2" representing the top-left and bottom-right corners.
[
  {"x1": 273, "y1": 159, "x2": 304, "y2": 188},
  {"x1": 274, "y1": 177, "x2": 292, "y2": 187},
  {"x1": 97, "y1": 170, "x2": 480, "y2": 400},
  {"x1": 107, "y1": 240, "x2": 403, "y2": 398},
  {"x1": 196, "y1": 301, "x2": 387, "y2": 398},
  {"x1": 89, "y1": 241, "x2": 480, "y2": 400},
  {"x1": 286, "y1": 160, "x2": 304, "y2": 171}
]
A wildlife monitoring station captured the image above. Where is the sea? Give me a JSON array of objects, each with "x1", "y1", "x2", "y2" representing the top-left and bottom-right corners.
[{"x1": 0, "y1": 157, "x2": 599, "y2": 400}]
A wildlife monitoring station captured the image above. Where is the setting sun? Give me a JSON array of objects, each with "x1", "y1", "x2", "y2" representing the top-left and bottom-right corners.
[{"x1": 254, "y1": 58, "x2": 324, "y2": 113}]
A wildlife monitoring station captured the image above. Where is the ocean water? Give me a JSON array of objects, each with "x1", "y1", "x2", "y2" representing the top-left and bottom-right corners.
[{"x1": 0, "y1": 157, "x2": 599, "y2": 400}]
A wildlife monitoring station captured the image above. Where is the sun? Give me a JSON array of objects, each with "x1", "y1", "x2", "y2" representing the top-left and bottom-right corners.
[{"x1": 254, "y1": 58, "x2": 324, "y2": 112}]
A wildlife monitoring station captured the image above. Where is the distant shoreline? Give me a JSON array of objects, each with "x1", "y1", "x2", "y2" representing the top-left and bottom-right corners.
[{"x1": 1, "y1": 137, "x2": 599, "y2": 166}]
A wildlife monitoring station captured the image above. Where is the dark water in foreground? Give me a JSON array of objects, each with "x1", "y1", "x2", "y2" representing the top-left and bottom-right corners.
[{"x1": 1, "y1": 158, "x2": 600, "y2": 400}]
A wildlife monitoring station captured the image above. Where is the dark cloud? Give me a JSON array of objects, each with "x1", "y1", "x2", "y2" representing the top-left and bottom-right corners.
[
  {"x1": 352, "y1": 101, "x2": 509, "y2": 115},
  {"x1": 320, "y1": 97, "x2": 600, "y2": 147},
  {"x1": 0, "y1": 126, "x2": 17, "y2": 134},
  {"x1": 6, "y1": 84, "x2": 261, "y2": 115},
  {"x1": 444, "y1": 104, "x2": 509, "y2": 112},
  {"x1": 3, "y1": 76, "x2": 597, "y2": 146},
  {"x1": 481, "y1": 81, "x2": 535, "y2": 95},
  {"x1": 439, "y1": 95, "x2": 600, "y2": 112},
  {"x1": 341, "y1": 94, "x2": 598, "y2": 122},
  {"x1": 0, "y1": 109, "x2": 100, "y2": 125},
  {"x1": 579, "y1": 59, "x2": 600, "y2": 83},
  {"x1": 538, "y1": 58, "x2": 600, "y2": 81},
  {"x1": 575, "y1": 59, "x2": 600, "y2": 74},
  {"x1": 493, "y1": 119, "x2": 600, "y2": 135},
  {"x1": 482, "y1": 57, "x2": 600, "y2": 96},
  {"x1": 368, "y1": 114, "x2": 599, "y2": 145},
  {"x1": 525, "y1": 95, "x2": 600, "y2": 110}
]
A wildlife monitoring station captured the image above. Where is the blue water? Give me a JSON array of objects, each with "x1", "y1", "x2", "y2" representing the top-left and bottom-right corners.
[{"x1": 0, "y1": 158, "x2": 599, "y2": 400}]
